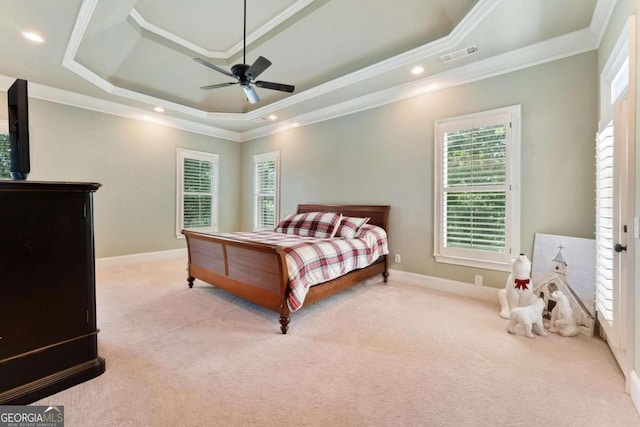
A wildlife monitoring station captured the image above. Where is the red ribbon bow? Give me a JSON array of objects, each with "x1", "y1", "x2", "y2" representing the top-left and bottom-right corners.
[{"x1": 514, "y1": 278, "x2": 530, "y2": 290}]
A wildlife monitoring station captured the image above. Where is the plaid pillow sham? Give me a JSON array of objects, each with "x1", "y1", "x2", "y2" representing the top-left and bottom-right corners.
[
  {"x1": 275, "y1": 212, "x2": 342, "y2": 238},
  {"x1": 336, "y1": 216, "x2": 370, "y2": 239}
]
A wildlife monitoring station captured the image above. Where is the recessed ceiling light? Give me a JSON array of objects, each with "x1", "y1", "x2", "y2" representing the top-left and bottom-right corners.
[
  {"x1": 154, "y1": 107, "x2": 165, "y2": 113},
  {"x1": 268, "y1": 114, "x2": 277, "y2": 120},
  {"x1": 21, "y1": 32, "x2": 45, "y2": 43},
  {"x1": 411, "y1": 66, "x2": 424, "y2": 75}
]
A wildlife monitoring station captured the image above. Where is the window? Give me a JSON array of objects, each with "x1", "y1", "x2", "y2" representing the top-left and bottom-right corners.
[
  {"x1": 176, "y1": 148, "x2": 218, "y2": 237},
  {"x1": 434, "y1": 105, "x2": 521, "y2": 271},
  {"x1": 253, "y1": 151, "x2": 280, "y2": 230},
  {"x1": 0, "y1": 122, "x2": 9, "y2": 179}
]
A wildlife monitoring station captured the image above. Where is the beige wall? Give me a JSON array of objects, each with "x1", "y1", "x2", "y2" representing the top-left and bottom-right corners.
[
  {"x1": 241, "y1": 52, "x2": 598, "y2": 289},
  {"x1": 1, "y1": 52, "x2": 599, "y2": 286},
  {"x1": 0, "y1": 97, "x2": 242, "y2": 258}
]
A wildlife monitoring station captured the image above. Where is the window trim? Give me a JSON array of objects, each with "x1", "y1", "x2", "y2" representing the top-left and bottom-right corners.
[
  {"x1": 175, "y1": 148, "x2": 219, "y2": 238},
  {"x1": 253, "y1": 151, "x2": 280, "y2": 231},
  {"x1": 433, "y1": 105, "x2": 521, "y2": 272},
  {"x1": 599, "y1": 20, "x2": 630, "y2": 131}
]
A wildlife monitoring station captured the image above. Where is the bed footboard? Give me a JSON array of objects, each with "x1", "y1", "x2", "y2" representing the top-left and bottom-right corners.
[{"x1": 183, "y1": 231, "x2": 290, "y2": 318}]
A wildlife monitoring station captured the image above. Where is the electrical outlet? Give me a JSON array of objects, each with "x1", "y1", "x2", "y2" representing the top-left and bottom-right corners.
[
  {"x1": 394, "y1": 254, "x2": 401, "y2": 263},
  {"x1": 474, "y1": 275, "x2": 483, "y2": 286}
]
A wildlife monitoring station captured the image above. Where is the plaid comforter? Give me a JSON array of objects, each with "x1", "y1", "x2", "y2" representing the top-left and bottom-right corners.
[{"x1": 218, "y1": 224, "x2": 388, "y2": 311}]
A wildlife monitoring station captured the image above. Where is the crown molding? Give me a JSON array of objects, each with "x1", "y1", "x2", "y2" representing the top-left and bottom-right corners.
[
  {"x1": 31, "y1": 0, "x2": 602, "y2": 142},
  {"x1": 3, "y1": 24, "x2": 598, "y2": 144},
  {"x1": 236, "y1": 0, "x2": 504, "y2": 121},
  {"x1": 447, "y1": 0, "x2": 504, "y2": 46},
  {"x1": 129, "y1": 9, "x2": 219, "y2": 59},
  {"x1": 27, "y1": 25, "x2": 599, "y2": 143},
  {"x1": 62, "y1": 0, "x2": 98, "y2": 66},
  {"x1": 63, "y1": 0, "x2": 502, "y2": 121},
  {"x1": 590, "y1": 0, "x2": 618, "y2": 45},
  {"x1": 0, "y1": 74, "x2": 15, "y2": 90},
  {"x1": 130, "y1": 0, "x2": 317, "y2": 60},
  {"x1": 32, "y1": 82, "x2": 241, "y2": 141},
  {"x1": 0, "y1": 73, "x2": 240, "y2": 141},
  {"x1": 241, "y1": 28, "x2": 598, "y2": 141}
]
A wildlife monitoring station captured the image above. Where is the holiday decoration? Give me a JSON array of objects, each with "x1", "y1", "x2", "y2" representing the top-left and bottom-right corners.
[
  {"x1": 499, "y1": 254, "x2": 536, "y2": 319},
  {"x1": 548, "y1": 290, "x2": 579, "y2": 337},
  {"x1": 507, "y1": 297, "x2": 547, "y2": 338}
]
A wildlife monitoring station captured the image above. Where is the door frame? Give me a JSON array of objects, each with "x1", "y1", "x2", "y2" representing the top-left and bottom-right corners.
[{"x1": 598, "y1": 15, "x2": 636, "y2": 386}]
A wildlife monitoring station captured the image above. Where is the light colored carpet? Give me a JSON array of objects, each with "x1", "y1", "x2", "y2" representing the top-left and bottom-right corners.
[{"x1": 36, "y1": 257, "x2": 639, "y2": 426}]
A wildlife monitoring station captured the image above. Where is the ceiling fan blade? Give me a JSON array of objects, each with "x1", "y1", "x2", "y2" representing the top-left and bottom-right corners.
[
  {"x1": 241, "y1": 84, "x2": 260, "y2": 104},
  {"x1": 200, "y1": 82, "x2": 238, "y2": 90},
  {"x1": 246, "y1": 56, "x2": 272, "y2": 80},
  {"x1": 194, "y1": 58, "x2": 236, "y2": 79},
  {"x1": 255, "y1": 80, "x2": 295, "y2": 93}
]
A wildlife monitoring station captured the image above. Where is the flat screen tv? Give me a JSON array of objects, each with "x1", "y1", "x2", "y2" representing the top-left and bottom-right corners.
[{"x1": 8, "y1": 79, "x2": 30, "y2": 180}]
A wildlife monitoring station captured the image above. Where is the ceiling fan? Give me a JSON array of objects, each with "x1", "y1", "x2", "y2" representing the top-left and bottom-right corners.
[{"x1": 194, "y1": 0, "x2": 295, "y2": 104}]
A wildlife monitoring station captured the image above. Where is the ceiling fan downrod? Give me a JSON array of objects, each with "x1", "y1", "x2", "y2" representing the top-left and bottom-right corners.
[{"x1": 193, "y1": 0, "x2": 295, "y2": 104}]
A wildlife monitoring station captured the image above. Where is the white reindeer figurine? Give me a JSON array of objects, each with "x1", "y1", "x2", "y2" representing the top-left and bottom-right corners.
[
  {"x1": 549, "y1": 290, "x2": 578, "y2": 337},
  {"x1": 507, "y1": 297, "x2": 547, "y2": 338}
]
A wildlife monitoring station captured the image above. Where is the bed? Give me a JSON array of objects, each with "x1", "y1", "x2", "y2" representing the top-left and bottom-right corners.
[{"x1": 182, "y1": 204, "x2": 390, "y2": 334}]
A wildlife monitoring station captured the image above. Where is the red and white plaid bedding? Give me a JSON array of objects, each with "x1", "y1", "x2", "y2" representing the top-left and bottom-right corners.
[{"x1": 218, "y1": 224, "x2": 388, "y2": 311}]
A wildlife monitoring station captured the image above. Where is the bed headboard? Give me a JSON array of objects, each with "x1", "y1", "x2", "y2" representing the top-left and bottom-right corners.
[{"x1": 296, "y1": 204, "x2": 390, "y2": 232}]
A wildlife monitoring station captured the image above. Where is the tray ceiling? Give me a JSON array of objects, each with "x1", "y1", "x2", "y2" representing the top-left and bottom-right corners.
[{"x1": 0, "y1": 0, "x2": 606, "y2": 140}]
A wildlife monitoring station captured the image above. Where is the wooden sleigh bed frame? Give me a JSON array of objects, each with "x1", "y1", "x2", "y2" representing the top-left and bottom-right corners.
[{"x1": 182, "y1": 204, "x2": 390, "y2": 334}]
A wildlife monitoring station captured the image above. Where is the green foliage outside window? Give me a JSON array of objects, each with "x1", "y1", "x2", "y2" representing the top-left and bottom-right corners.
[
  {"x1": 0, "y1": 133, "x2": 10, "y2": 178},
  {"x1": 183, "y1": 158, "x2": 213, "y2": 228},
  {"x1": 255, "y1": 160, "x2": 276, "y2": 228},
  {"x1": 444, "y1": 124, "x2": 507, "y2": 252},
  {"x1": 183, "y1": 195, "x2": 212, "y2": 228}
]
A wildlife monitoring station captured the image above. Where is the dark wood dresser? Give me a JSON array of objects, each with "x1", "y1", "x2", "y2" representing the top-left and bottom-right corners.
[{"x1": 0, "y1": 181, "x2": 105, "y2": 404}]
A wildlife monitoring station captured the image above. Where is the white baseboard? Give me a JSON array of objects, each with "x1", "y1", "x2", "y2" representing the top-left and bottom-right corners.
[
  {"x1": 96, "y1": 248, "x2": 187, "y2": 267},
  {"x1": 631, "y1": 370, "x2": 640, "y2": 417},
  {"x1": 94, "y1": 253, "x2": 500, "y2": 307},
  {"x1": 388, "y1": 269, "x2": 500, "y2": 305}
]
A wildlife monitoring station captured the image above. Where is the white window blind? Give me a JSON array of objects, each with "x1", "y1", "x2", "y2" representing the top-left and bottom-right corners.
[
  {"x1": 595, "y1": 123, "x2": 615, "y2": 325},
  {"x1": 176, "y1": 149, "x2": 218, "y2": 236},
  {"x1": 254, "y1": 152, "x2": 279, "y2": 230},
  {"x1": 444, "y1": 123, "x2": 507, "y2": 250},
  {"x1": 434, "y1": 106, "x2": 520, "y2": 271}
]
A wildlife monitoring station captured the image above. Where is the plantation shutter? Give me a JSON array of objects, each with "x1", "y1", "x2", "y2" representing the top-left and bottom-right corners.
[
  {"x1": 183, "y1": 158, "x2": 216, "y2": 228},
  {"x1": 442, "y1": 122, "x2": 508, "y2": 252},
  {"x1": 434, "y1": 107, "x2": 519, "y2": 271},
  {"x1": 176, "y1": 149, "x2": 218, "y2": 235},
  {"x1": 254, "y1": 152, "x2": 279, "y2": 230},
  {"x1": 595, "y1": 123, "x2": 615, "y2": 328}
]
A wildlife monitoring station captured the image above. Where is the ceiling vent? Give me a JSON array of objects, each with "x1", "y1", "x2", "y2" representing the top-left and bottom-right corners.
[{"x1": 440, "y1": 45, "x2": 478, "y2": 63}]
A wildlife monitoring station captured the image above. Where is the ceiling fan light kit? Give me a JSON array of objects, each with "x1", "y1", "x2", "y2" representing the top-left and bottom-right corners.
[{"x1": 194, "y1": 0, "x2": 295, "y2": 104}]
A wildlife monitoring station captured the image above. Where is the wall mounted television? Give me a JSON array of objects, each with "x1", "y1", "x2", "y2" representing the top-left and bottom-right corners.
[{"x1": 7, "y1": 79, "x2": 30, "y2": 180}]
